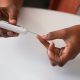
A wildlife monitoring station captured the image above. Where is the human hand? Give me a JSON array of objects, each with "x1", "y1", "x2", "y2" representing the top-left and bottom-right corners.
[
  {"x1": 37, "y1": 25, "x2": 80, "y2": 67},
  {"x1": 0, "y1": 0, "x2": 23, "y2": 37}
]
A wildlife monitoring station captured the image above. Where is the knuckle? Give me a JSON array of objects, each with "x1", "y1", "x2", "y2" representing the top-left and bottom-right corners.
[
  {"x1": 59, "y1": 28, "x2": 69, "y2": 39},
  {"x1": 47, "y1": 32, "x2": 54, "y2": 38},
  {"x1": 61, "y1": 28, "x2": 69, "y2": 36}
]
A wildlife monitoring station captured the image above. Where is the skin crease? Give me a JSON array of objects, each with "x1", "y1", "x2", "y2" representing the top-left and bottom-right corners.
[
  {"x1": 0, "y1": 0, "x2": 23, "y2": 37},
  {"x1": 37, "y1": 25, "x2": 80, "y2": 67}
]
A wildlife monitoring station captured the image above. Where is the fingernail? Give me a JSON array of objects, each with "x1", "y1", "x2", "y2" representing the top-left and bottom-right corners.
[
  {"x1": 41, "y1": 35, "x2": 47, "y2": 39},
  {"x1": 9, "y1": 19, "x2": 16, "y2": 24},
  {"x1": 37, "y1": 35, "x2": 46, "y2": 39}
]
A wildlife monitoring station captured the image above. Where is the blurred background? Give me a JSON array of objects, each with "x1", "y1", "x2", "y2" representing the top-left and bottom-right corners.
[
  {"x1": 23, "y1": 0, "x2": 50, "y2": 9},
  {"x1": 23, "y1": 0, "x2": 80, "y2": 15}
]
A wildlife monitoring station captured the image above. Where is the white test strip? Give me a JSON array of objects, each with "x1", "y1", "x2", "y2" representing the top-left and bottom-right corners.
[{"x1": 0, "y1": 20, "x2": 27, "y2": 34}]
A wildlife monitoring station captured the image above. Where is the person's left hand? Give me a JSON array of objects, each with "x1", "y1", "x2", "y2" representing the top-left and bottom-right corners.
[
  {"x1": 37, "y1": 25, "x2": 80, "y2": 67},
  {"x1": 0, "y1": 0, "x2": 23, "y2": 37}
]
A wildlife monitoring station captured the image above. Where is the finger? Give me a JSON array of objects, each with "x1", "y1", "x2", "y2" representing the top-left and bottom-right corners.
[
  {"x1": 0, "y1": 7, "x2": 9, "y2": 20},
  {"x1": 7, "y1": 31, "x2": 19, "y2": 37},
  {"x1": 7, "y1": 7, "x2": 19, "y2": 36},
  {"x1": 48, "y1": 42, "x2": 59, "y2": 66},
  {"x1": 70, "y1": 54, "x2": 78, "y2": 60},
  {"x1": 0, "y1": 28, "x2": 18, "y2": 37},
  {"x1": 70, "y1": 49, "x2": 79, "y2": 60},
  {"x1": 58, "y1": 43, "x2": 75, "y2": 67},
  {"x1": 42, "y1": 28, "x2": 68, "y2": 40},
  {"x1": 0, "y1": 8, "x2": 18, "y2": 37},
  {"x1": 37, "y1": 35, "x2": 50, "y2": 49},
  {"x1": 0, "y1": 28, "x2": 9, "y2": 37},
  {"x1": 0, "y1": 28, "x2": 4, "y2": 37},
  {"x1": 37, "y1": 35, "x2": 57, "y2": 66},
  {"x1": 8, "y1": 7, "x2": 19, "y2": 24}
]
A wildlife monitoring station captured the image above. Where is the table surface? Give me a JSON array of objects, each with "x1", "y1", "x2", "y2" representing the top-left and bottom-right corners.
[{"x1": 0, "y1": 7, "x2": 80, "y2": 80}]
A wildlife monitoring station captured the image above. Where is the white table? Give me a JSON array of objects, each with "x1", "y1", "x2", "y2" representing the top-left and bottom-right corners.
[{"x1": 0, "y1": 7, "x2": 80, "y2": 80}]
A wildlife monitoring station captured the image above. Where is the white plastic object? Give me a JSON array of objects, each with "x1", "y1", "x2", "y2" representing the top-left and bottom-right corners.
[{"x1": 0, "y1": 20, "x2": 27, "y2": 34}]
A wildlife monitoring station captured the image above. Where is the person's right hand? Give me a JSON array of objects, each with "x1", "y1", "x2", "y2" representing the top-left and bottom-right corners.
[
  {"x1": 37, "y1": 25, "x2": 80, "y2": 67},
  {"x1": 0, "y1": 0, "x2": 23, "y2": 37}
]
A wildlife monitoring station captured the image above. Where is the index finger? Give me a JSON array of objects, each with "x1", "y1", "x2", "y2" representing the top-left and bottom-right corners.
[{"x1": 37, "y1": 35, "x2": 50, "y2": 49}]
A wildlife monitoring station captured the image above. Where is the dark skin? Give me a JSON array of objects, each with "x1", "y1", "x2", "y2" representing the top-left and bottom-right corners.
[
  {"x1": 0, "y1": 0, "x2": 23, "y2": 37},
  {"x1": 37, "y1": 25, "x2": 80, "y2": 67},
  {"x1": 1, "y1": 0, "x2": 80, "y2": 67}
]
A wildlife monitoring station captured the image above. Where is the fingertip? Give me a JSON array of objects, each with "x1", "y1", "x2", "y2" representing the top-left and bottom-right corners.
[
  {"x1": 50, "y1": 42, "x2": 55, "y2": 47},
  {"x1": 58, "y1": 62, "x2": 65, "y2": 67},
  {"x1": 48, "y1": 42, "x2": 55, "y2": 51},
  {"x1": 36, "y1": 35, "x2": 45, "y2": 41},
  {"x1": 37, "y1": 34, "x2": 50, "y2": 49},
  {"x1": 36, "y1": 35, "x2": 42, "y2": 40},
  {"x1": 9, "y1": 19, "x2": 17, "y2": 25},
  {"x1": 51, "y1": 63, "x2": 56, "y2": 66},
  {"x1": 36, "y1": 35, "x2": 41, "y2": 38},
  {"x1": 41, "y1": 35, "x2": 47, "y2": 39},
  {"x1": 37, "y1": 34, "x2": 48, "y2": 40}
]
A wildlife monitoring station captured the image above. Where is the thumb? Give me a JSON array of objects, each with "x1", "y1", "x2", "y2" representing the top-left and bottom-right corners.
[
  {"x1": 42, "y1": 28, "x2": 68, "y2": 40},
  {"x1": 58, "y1": 43, "x2": 74, "y2": 66},
  {"x1": 8, "y1": 7, "x2": 19, "y2": 24}
]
